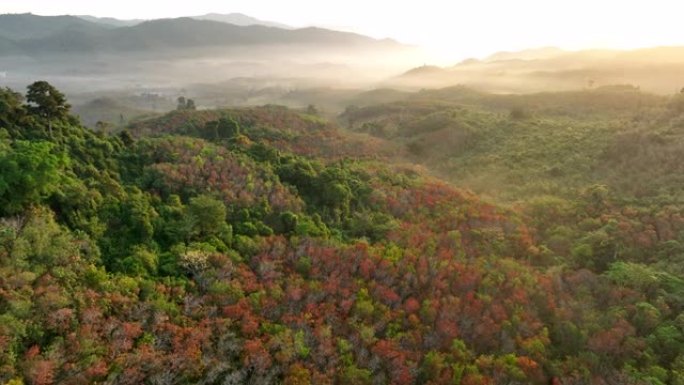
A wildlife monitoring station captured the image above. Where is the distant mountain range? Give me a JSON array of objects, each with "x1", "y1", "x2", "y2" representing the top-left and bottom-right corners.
[
  {"x1": 191, "y1": 13, "x2": 291, "y2": 29},
  {"x1": 76, "y1": 13, "x2": 291, "y2": 29},
  {"x1": 393, "y1": 46, "x2": 684, "y2": 94},
  {"x1": 0, "y1": 13, "x2": 398, "y2": 57},
  {"x1": 483, "y1": 46, "x2": 566, "y2": 62},
  {"x1": 0, "y1": 13, "x2": 101, "y2": 40},
  {"x1": 76, "y1": 15, "x2": 145, "y2": 28}
]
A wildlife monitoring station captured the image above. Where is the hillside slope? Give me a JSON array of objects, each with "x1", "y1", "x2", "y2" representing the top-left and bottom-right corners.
[
  {"x1": 0, "y1": 83, "x2": 683, "y2": 385},
  {"x1": 0, "y1": 13, "x2": 107, "y2": 40},
  {"x1": 0, "y1": 14, "x2": 400, "y2": 56},
  {"x1": 391, "y1": 46, "x2": 684, "y2": 94}
]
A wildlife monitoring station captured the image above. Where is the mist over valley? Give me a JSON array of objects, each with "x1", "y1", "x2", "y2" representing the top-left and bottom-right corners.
[{"x1": 2, "y1": 4, "x2": 684, "y2": 385}]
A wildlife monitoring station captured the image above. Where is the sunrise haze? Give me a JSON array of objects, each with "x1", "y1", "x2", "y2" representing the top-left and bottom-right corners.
[{"x1": 2, "y1": 0, "x2": 683, "y2": 63}]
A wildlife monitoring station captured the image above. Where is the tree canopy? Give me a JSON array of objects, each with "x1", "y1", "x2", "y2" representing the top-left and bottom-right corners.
[{"x1": 0, "y1": 82, "x2": 683, "y2": 385}]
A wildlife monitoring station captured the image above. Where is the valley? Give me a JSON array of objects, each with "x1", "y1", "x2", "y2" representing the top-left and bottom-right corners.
[{"x1": 1, "y1": 8, "x2": 684, "y2": 385}]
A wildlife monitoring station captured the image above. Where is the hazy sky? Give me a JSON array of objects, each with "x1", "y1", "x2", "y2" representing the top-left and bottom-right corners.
[{"x1": 3, "y1": 0, "x2": 683, "y2": 63}]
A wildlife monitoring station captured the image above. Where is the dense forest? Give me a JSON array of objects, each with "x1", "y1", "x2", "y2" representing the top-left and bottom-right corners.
[{"x1": 1, "y1": 81, "x2": 684, "y2": 385}]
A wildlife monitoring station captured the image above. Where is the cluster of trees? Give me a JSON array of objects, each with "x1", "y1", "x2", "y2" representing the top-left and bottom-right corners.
[
  {"x1": 0, "y1": 82, "x2": 683, "y2": 384},
  {"x1": 176, "y1": 96, "x2": 196, "y2": 111}
]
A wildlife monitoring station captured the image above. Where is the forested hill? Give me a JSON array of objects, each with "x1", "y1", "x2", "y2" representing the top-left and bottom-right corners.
[
  {"x1": 0, "y1": 13, "x2": 400, "y2": 56},
  {"x1": 390, "y1": 47, "x2": 684, "y2": 94},
  {"x1": 1, "y1": 82, "x2": 683, "y2": 385}
]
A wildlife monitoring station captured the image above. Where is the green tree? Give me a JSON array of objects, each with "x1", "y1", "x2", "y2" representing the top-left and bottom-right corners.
[
  {"x1": 25, "y1": 81, "x2": 70, "y2": 137},
  {"x1": 187, "y1": 194, "x2": 227, "y2": 238},
  {"x1": 339, "y1": 365, "x2": 372, "y2": 385},
  {"x1": 0, "y1": 87, "x2": 25, "y2": 131},
  {"x1": 176, "y1": 96, "x2": 196, "y2": 111},
  {"x1": 118, "y1": 245, "x2": 158, "y2": 276},
  {"x1": 0, "y1": 140, "x2": 67, "y2": 215},
  {"x1": 217, "y1": 117, "x2": 240, "y2": 139},
  {"x1": 177, "y1": 96, "x2": 186, "y2": 110}
]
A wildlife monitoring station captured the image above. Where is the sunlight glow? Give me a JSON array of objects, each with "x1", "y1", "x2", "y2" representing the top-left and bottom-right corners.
[{"x1": 2, "y1": 0, "x2": 683, "y2": 64}]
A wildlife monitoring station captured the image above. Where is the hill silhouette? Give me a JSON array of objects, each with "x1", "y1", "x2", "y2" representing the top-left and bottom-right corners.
[
  {"x1": 391, "y1": 46, "x2": 684, "y2": 94},
  {"x1": 0, "y1": 14, "x2": 401, "y2": 57}
]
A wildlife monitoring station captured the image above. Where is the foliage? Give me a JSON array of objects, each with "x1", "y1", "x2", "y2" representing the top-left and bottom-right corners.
[
  {"x1": 0, "y1": 82, "x2": 683, "y2": 384},
  {"x1": 0, "y1": 140, "x2": 68, "y2": 215}
]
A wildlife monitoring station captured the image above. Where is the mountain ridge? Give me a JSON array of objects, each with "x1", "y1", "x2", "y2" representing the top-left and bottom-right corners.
[
  {"x1": 76, "y1": 12, "x2": 292, "y2": 29},
  {"x1": 192, "y1": 12, "x2": 291, "y2": 29},
  {"x1": 391, "y1": 45, "x2": 684, "y2": 94},
  {"x1": 76, "y1": 15, "x2": 145, "y2": 27},
  {"x1": 0, "y1": 13, "x2": 402, "y2": 57},
  {"x1": 0, "y1": 13, "x2": 106, "y2": 40}
]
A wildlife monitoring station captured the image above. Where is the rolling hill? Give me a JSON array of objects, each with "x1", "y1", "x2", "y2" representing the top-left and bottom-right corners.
[
  {"x1": 76, "y1": 15, "x2": 145, "y2": 28},
  {"x1": 0, "y1": 14, "x2": 401, "y2": 57},
  {"x1": 72, "y1": 97, "x2": 159, "y2": 129},
  {"x1": 391, "y1": 46, "x2": 684, "y2": 94},
  {"x1": 0, "y1": 13, "x2": 106, "y2": 40},
  {"x1": 192, "y1": 12, "x2": 291, "y2": 29},
  {"x1": 77, "y1": 12, "x2": 291, "y2": 29},
  {"x1": 2, "y1": 81, "x2": 684, "y2": 384},
  {"x1": 0, "y1": 36, "x2": 17, "y2": 53}
]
